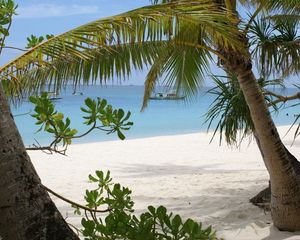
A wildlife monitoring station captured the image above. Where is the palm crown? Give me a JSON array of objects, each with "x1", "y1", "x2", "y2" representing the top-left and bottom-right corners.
[
  {"x1": 0, "y1": 0, "x2": 299, "y2": 95},
  {"x1": 0, "y1": 1, "x2": 241, "y2": 97}
]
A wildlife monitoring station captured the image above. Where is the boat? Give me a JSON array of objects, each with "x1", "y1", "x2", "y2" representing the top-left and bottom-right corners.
[
  {"x1": 150, "y1": 92, "x2": 185, "y2": 100},
  {"x1": 48, "y1": 91, "x2": 62, "y2": 101}
]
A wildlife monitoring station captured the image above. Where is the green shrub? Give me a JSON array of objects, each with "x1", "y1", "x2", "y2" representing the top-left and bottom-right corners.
[{"x1": 73, "y1": 171, "x2": 218, "y2": 240}]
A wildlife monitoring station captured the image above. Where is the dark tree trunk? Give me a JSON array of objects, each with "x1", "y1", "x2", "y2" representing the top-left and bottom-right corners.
[
  {"x1": 0, "y1": 84, "x2": 79, "y2": 240},
  {"x1": 250, "y1": 146, "x2": 300, "y2": 212}
]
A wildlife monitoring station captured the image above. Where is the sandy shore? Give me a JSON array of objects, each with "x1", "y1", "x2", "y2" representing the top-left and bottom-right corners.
[{"x1": 29, "y1": 126, "x2": 300, "y2": 240}]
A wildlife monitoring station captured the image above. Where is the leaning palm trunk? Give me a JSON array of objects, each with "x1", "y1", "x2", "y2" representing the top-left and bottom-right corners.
[
  {"x1": 222, "y1": 47, "x2": 300, "y2": 230},
  {"x1": 250, "y1": 139, "x2": 300, "y2": 212},
  {"x1": 0, "y1": 84, "x2": 78, "y2": 239}
]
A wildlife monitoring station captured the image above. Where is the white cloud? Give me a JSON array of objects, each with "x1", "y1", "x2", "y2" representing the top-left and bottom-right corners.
[{"x1": 16, "y1": 4, "x2": 99, "y2": 18}]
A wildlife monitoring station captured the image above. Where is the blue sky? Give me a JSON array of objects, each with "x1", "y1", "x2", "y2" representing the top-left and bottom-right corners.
[{"x1": 3, "y1": 1, "x2": 149, "y2": 58}]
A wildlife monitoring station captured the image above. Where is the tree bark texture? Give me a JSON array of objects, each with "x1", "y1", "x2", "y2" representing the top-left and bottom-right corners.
[
  {"x1": 0, "y1": 84, "x2": 79, "y2": 240},
  {"x1": 223, "y1": 47, "x2": 300, "y2": 231}
]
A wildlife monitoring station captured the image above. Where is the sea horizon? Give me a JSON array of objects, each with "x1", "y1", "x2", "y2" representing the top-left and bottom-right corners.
[{"x1": 11, "y1": 85, "x2": 299, "y2": 146}]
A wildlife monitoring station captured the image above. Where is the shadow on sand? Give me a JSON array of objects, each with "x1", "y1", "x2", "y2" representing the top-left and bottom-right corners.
[{"x1": 113, "y1": 162, "x2": 300, "y2": 240}]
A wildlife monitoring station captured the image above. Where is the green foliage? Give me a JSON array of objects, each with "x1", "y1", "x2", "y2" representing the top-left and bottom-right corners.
[
  {"x1": 26, "y1": 34, "x2": 54, "y2": 49},
  {"x1": 74, "y1": 170, "x2": 218, "y2": 240},
  {"x1": 0, "y1": 0, "x2": 242, "y2": 99},
  {"x1": 205, "y1": 74, "x2": 253, "y2": 145},
  {"x1": 0, "y1": 0, "x2": 17, "y2": 47},
  {"x1": 142, "y1": 43, "x2": 211, "y2": 110},
  {"x1": 205, "y1": 74, "x2": 282, "y2": 145},
  {"x1": 29, "y1": 92, "x2": 78, "y2": 147},
  {"x1": 249, "y1": 17, "x2": 300, "y2": 78},
  {"x1": 29, "y1": 93, "x2": 133, "y2": 150},
  {"x1": 286, "y1": 84, "x2": 300, "y2": 142},
  {"x1": 81, "y1": 97, "x2": 133, "y2": 140}
]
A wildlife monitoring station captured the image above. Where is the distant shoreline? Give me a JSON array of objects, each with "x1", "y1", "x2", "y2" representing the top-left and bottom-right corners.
[
  {"x1": 24, "y1": 123, "x2": 298, "y2": 147},
  {"x1": 13, "y1": 85, "x2": 299, "y2": 146}
]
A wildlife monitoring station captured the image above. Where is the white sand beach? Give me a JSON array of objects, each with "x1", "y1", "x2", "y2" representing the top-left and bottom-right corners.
[{"x1": 29, "y1": 125, "x2": 300, "y2": 240}]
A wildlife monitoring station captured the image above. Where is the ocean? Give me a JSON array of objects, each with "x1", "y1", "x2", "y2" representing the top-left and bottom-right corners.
[{"x1": 11, "y1": 85, "x2": 299, "y2": 146}]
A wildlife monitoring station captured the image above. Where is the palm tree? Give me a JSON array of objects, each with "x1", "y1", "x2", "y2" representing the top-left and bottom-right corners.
[
  {"x1": 208, "y1": 1, "x2": 300, "y2": 231},
  {"x1": 0, "y1": 0, "x2": 299, "y2": 238}
]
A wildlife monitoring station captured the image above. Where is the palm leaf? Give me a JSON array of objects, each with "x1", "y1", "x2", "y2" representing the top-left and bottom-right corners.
[
  {"x1": 142, "y1": 42, "x2": 211, "y2": 110},
  {"x1": 239, "y1": 0, "x2": 300, "y2": 12},
  {"x1": 0, "y1": 0, "x2": 242, "y2": 98},
  {"x1": 249, "y1": 17, "x2": 300, "y2": 78},
  {"x1": 205, "y1": 73, "x2": 281, "y2": 145},
  {"x1": 142, "y1": 19, "x2": 213, "y2": 109},
  {"x1": 142, "y1": 44, "x2": 174, "y2": 110},
  {"x1": 2, "y1": 41, "x2": 168, "y2": 98}
]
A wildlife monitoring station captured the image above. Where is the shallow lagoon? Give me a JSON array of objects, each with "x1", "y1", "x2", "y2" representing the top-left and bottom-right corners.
[{"x1": 11, "y1": 85, "x2": 299, "y2": 146}]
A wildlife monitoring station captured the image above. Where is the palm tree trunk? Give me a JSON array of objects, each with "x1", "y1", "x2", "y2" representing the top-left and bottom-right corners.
[
  {"x1": 223, "y1": 51, "x2": 300, "y2": 231},
  {"x1": 0, "y1": 84, "x2": 79, "y2": 239},
  {"x1": 250, "y1": 142, "x2": 300, "y2": 212}
]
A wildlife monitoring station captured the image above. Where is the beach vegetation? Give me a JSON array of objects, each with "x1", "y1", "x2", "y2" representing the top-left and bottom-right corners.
[
  {"x1": 27, "y1": 94, "x2": 217, "y2": 239},
  {"x1": 205, "y1": 74, "x2": 299, "y2": 146},
  {"x1": 25, "y1": 34, "x2": 54, "y2": 49},
  {"x1": 71, "y1": 170, "x2": 217, "y2": 240},
  {"x1": 0, "y1": 0, "x2": 300, "y2": 238},
  {"x1": 28, "y1": 93, "x2": 133, "y2": 154},
  {"x1": 26, "y1": 93, "x2": 218, "y2": 239}
]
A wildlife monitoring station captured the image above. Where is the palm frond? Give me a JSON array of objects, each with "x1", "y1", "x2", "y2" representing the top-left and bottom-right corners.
[
  {"x1": 142, "y1": 45, "x2": 173, "y2": 110},
  {"x1": 249, "y1": 17, "x2": 300, "y2": 78},
  {"x1": 268, "y1": 14, "x2": 300, "y2": 21},
  {"x1": 141, "y1": 38, "x2": 212, "y2": 110},
  {"x1": 266, "y1": 0, "x2": 300, "y2": 12},
  {"x1": 143, "y1": 20, "x2": 212, "y2": 108},
  {"x1": 284, "y1": 84, "x2": 300, "y2": 142},
  {"x1": 205, "y1": 73, "x2": 281, "y2": 145},
  {"x1": 2, "y1": 41, "x2": 168, "y2": 98},
  {"x1": 205, "y1": 73, "x2": 254, "y2": 145},
  {"x1": 239, "y1": 0, "x2": 300, "y2": 12},
  {"x1": 162, "y1": 45, "x2": 211, "y2": 99},
  {"x1": 291, "y1": 114, "x2": 300, "y2": 140},
  {"x1": 0, "y1": 0, "x2": 242, "y2": 98}
]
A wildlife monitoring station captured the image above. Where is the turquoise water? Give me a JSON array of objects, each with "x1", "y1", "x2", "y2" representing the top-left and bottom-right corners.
[{"x1": 11, "y1": 85, "x2": 299, "y2": 146}]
